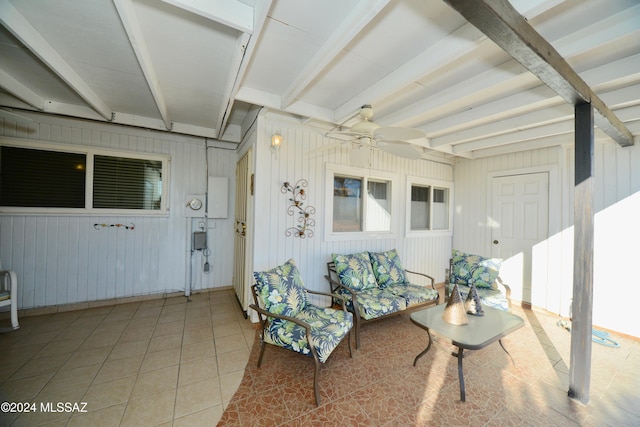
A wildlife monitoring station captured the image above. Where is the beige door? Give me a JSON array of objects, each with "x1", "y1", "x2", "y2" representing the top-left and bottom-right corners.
[
  {"x1": 233, "y1": 149, "x2": 252, "y2": 314},
  {"x1": 491, "y1": 172, "x2": 549, "y2": 304}
]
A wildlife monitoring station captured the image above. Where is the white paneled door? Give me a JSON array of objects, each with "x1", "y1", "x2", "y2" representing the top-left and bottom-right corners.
[
  {"x1": 233, "y1": 149, "x2": 252, "y2": 315},
  {"x1": 491, "y1": 172, "x2": 549, "y2": 304}
]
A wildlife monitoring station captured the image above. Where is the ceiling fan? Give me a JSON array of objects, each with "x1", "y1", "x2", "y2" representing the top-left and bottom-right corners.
[{"x1": 324, "y1": 104, "x2": 425, "y2": 165}]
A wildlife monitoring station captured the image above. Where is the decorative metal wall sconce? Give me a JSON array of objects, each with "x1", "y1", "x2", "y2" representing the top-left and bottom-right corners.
[{"x1": 281, "y1": 179, "x2": 315, "y2": 238}]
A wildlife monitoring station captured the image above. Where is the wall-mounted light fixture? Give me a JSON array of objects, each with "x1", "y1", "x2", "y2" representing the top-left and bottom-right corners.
[{"x1": 271, "y1": 132, "x2": 283, "y2": 152}]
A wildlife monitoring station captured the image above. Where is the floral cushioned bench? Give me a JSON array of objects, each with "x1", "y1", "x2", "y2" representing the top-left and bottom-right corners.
[
  {"x1": 325, "y1": 249, "x2": 439, "y2": 348},
  {"x1": 447, "y1": 249, "x2": 511, "y2": 311}
]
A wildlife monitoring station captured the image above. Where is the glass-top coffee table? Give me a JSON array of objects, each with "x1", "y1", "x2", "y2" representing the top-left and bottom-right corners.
[{"x1": 410, "y1": 304, "x2": 524, "y2": 402}]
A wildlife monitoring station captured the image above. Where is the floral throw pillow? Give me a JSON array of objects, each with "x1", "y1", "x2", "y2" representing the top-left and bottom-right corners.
[
  {"x1": 368, "y1": 249, "x2": 406, "y2": 288},
  {"x1": 332, "y1": 252, "x2": 378, "y2": 291},
  {"x1": 253, "y1": 259, "x2": 307, "y2": 316},
  {"x1": 451, "y1": 250, "x2": 501, "y2": 289}
]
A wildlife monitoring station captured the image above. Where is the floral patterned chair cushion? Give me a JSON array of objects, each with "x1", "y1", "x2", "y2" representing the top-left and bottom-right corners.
[
  {"x1": 368, "y1": 249, "x2": 406, "y2": 288},
  {"x1": 451, "y1": 249, "x2": 502, "y2": 289},
  {"x1": 332, "y1": 252, "x2": 378, "y2": 291},
  {"x1": 262, "y1": 305, "x2": 353, "y2": 363},
  {"x1": 253, "y1": 258, "x2": 307, "y2": 317},
  {"x1": 334, "y1": 286, "x2": 407, "y2": 320},
  {"x1": 386, "y1": 283, "x2": 439, "y2": 307}
]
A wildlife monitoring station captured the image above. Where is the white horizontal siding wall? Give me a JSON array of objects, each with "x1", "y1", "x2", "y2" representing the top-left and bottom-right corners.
[
  {"x1": 250, "y1": 113, "x2": 454, "y2": 306},
  {"x1": 453, "y1": 141, "x2": 640, "y2": 339},
  {"x1": 0, "y1": 115, "x2": 236, "y2": 310}
]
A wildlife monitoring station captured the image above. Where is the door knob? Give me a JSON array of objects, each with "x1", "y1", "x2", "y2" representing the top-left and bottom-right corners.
[{"x1": 493, "y1": 240, "x2": 499, "y2": 244}]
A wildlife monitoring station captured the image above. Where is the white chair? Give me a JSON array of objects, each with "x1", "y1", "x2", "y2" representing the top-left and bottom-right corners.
[{"x1": 0, "y1": 262, "x2": 19, "y2": 332}]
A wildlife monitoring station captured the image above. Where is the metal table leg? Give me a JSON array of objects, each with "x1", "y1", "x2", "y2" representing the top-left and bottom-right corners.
[
  {"x1": 413, "y1": 328, "x2": 432, "y2": 366},
  {"x1": 457, "y1": 347, "x2": 465, "y2": 402},
  {"x1": 499, "y1": 339, "x2": 515, "y2": 365}
]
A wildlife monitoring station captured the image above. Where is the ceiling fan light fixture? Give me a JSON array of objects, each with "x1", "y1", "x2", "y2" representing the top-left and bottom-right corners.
[{"x1": 350, "y1": 119, "x2": 379, "y2": 134}]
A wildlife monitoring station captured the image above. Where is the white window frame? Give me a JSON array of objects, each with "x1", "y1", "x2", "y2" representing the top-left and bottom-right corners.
[
  {"x1": 325, "y1": 163, "x2": 400, "y2": 241},
  {"x1": 406, "y1": 176, "x2": 453, "y2": 237},
  {"x1": 0, "y1": 138, "x2": 170, "y2": 216}
]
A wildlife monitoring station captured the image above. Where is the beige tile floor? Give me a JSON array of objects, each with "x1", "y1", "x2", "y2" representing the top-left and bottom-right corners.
[{"x1": 0, "y1": 288, "x2": 253, "y2": 427}]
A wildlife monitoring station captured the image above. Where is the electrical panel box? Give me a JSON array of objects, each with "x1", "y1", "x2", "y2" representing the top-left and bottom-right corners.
[{"x1": 192, "y1": 231, "x2": 207, "y2": 251}]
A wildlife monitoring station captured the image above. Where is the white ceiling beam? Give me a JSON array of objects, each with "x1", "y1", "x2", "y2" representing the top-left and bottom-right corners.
[
  {"x1": 382, "y1": 61, "x2": 540, "y2": 128},
  {"x1": 471, "y1": 133, "x2": 577, "y2": 159},
  {"x1": 334, "y1": 22, "x2": 484, "y2": 123},
  {"x1": 428, "y1": 56, "x2": 640, "y2": 143},
  {"x1": 216, "y1": 33, "x2": 251, "y2": 140},
  {"x1": 452, "y1": 121, "x2": 574, "y2": 154},
  {"x1": 0, "y1": 108, "x2": 33, "y2": 124},
  {"x1": 114, "y1": 112, "x2": 223, "y2": 139},
  {"x1": 235, "y1": 87, "x2": 280, "y2": 110},
  {"x1": 431, "y1": 84, "x2": 640, "y2": 152},
  {"x1": 281, "y1": 0, "x2": 391, "y2": 109},
  {"x1": 388, "y1": 10, "x2": 640, "y2": 132},
  {"x1": 114, "y1": 0, "x2": 171, "y2": 131},
  {"x1": 551, "y1": 5, "x2": 640, "y2": 59},
  {"x1": 235, "y1": 87, "x2": 335, "y2": 124},
  {"x1": 0, "y1": 68, "x2": 45, "y2": 110},
  {"x1": 332, "y1": 0, "x2": 561, "y2": 123},
  {"x1": 44, "y1": 100, "x2": 108, "y2": 121},
  {"x1": 285, "y1": 100, "x2": 336, "y2": 124},
  {"x1": 0, "y1": 1, "x2": 112, "y2": 121},
  {"x1": 159, "y1": 0, "x2": 254, "y2": 34},
  {"x1": 428, "y1": 87, "x2": 562, "y2": 142},
  {"x1": 444, "y1": 105, "x2": 574, "y2": 148},
  {"x1": 112, "y1": 111, "x2": 169, "y2": 132},
  {"x1": 439, "y1": 99, "x2": 639, "y2": 154},
  {"x1": 171, "y1": 122, "x2": 217, "y2": 139},
  {"x1": 217, "y1": 0, "x2": 272, "y2": 139},
  {"x1": 443, "y1": 0, "x2": 633, "y2": 147}
]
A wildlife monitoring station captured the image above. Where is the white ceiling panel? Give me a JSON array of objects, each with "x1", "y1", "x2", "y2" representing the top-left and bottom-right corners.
[{"x1": 0, "y1": 0, "x2": 637, "y2": 155}]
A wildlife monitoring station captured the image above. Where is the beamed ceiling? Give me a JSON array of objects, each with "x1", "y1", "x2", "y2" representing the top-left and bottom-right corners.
[{"x1": 0, "y1": 0, "x2": 638, "y2": 158}]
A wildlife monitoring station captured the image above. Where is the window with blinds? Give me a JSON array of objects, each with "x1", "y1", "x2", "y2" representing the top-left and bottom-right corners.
[
  {"x1": 0, "y1": 143, "x2": 167, "y2": 214},
  {"x1": 93, "y1": 156, "x2": 162, "y2": 210}
]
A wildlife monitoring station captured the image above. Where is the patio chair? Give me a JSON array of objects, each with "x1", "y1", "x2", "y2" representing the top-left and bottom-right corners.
[
  {"x1": 250, "y1": 259, "x2": 353, "y2": 406},
  {"x1": 0, "y1": 262, "x2": 19, "y2": 332},
  {"x1": 447, "y1": 249, "x2": 511, "y2": 311}
]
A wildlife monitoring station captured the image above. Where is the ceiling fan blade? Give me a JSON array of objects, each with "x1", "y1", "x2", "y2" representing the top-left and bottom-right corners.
[
  {"x1": 374, "y1": 127, "x2": 424, "y2": 141},
  {"x1": 377, "y1": 141, "x2": 422, "y2": 159}
]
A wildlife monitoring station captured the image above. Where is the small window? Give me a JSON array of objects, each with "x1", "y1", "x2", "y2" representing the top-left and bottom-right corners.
[
  {"x1": 331, "y1": 171, "x2": 392, "y2": 234},
  {"x1": 333, "y1": 176, "x2": 362, "y2": 232},
  {"x1": 93, "y1": 155, "x2": 163, "y2": 210},
  {"x1": 410, "y1": 185, "x2": 430, "y2": 230},
  {"x1": 366, "y1": 180, "x2": 390, "y2": 232},
  {"x1": 432, "y1": 187, "x2": 449, "y2": 230},
  {"x1": 408, "y1": 179, "x2": 452, "y2": 233},
  {"x1": 0, "y1": 146, "x2": 86, "y2": 208},
  {"x1": 0, "y1": 141, "x2": 168, "y2": 215}
]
